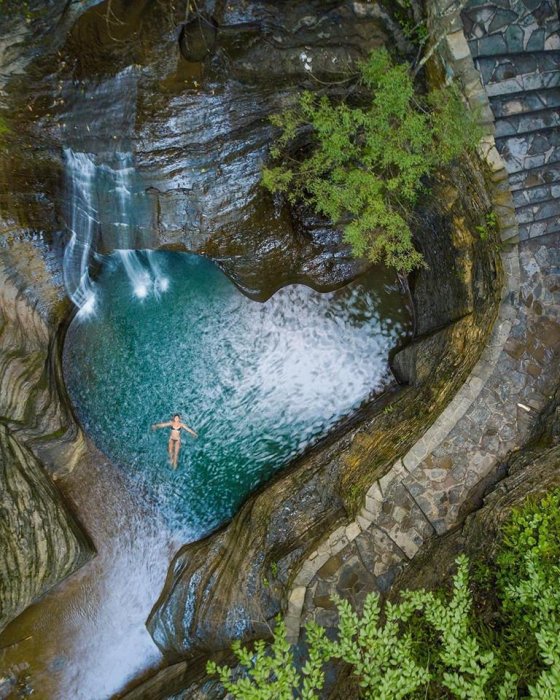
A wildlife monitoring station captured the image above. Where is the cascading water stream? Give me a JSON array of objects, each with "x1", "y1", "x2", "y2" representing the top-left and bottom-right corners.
[
  {"x1": 62, "y1": 148, "x2": 164, "y2": 313},
  {"x1": 63, "y1": 149, "x2": 99, "y2": 314},
  {"x1": 116, "y1": 250, "x2": 169, "y2": 299}
]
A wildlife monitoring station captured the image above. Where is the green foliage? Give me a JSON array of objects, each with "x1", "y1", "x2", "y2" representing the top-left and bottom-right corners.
[
  {"x1": 475, "y1": 211, "x2": 498, "y2": 241},
  {"x1": 391, "y1": 0, "x2": 429, "y2": 48},
  {"x1": 262, "y1": 48, "x2": 480, "y2": 273},
  {"x1": 402, "y1": 557, "x2": 498, "y2": 698},
  {"x1": 209, "y1": 558, "x2": 505, "y2": 699},
  {"x1": 206, "y1": 617, "x2": 325, "y2": 699},
  {"x1": 505, "y1": 553, "x2": 560, "y2": 698},
  {"x1": 0, "y1": 116, "x2": 9, "y2": 152},
  {"x1": 486, "y1": 489, "x2": 560, "y2": 695},
  {"x1": 308, "y1": 592, "x2": 430, "y2": 699},
  {"x1": 498, "y1": 489, "x2": 560, "y2": 588},
  {"x1": 209, "y1": 488, "x2": 560, "y2": 699}
]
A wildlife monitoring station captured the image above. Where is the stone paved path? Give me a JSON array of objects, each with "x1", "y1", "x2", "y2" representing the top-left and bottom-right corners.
[{"x1": 285, "y1": 0, "x2": 560, "y2": 639}]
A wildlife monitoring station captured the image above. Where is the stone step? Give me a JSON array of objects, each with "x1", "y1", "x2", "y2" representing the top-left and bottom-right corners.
[
  {"x1": 475, "y1": 51, "x2": 560, "y2": 89},
  {"x1": 469, "y1": 32, "x2": 560, "y2": 59},
  {"x1": 494, "y1": 107, "x2": 560, "y2": 137},
  {"x1": 462, "y1": 2, "x2": 560, "y2": 55},
  {"x1": 518, "y1": 214, "x2": 560, "y2": 241},
  {"x1": 514, "y1": 195, "x2": 560, "y2": 224},
  {"x1": 490, "y1": 87, "x2": 560, "y2": 117},
  {"x1": 512, "y1": 181, "x2": 560, "y2": 207},
  {"x1": 485, "y1": 68, "x2": 560, "y2": 96},
  {"x1": 508, "y1": 162, "x2": 560, "y2": 190},
  {"x1": 496, "y1": 127, "x2": 560, "y2": 173}
]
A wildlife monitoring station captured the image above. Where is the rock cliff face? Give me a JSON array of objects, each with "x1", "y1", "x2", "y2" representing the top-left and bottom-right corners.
[
  {"x1": 0, "y1": 423, "x2": 93, "y2": 632},
  {"x1": 0, "y1": 232, "x2": 93, "y2": 632},
  {"x1": 0, "y1": 231, "x2": 84, "y2": 472},
  {"x1": 0, "y1": 0, "x2": 416, "y2": 298},
  {"x1": 0, "y1": 0, "x2": 431, "y2": 654}
]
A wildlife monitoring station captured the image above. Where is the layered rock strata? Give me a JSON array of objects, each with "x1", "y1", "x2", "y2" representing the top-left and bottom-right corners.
[{"x1": 0, "y1": 423, "x2": 93, "y2": 632}]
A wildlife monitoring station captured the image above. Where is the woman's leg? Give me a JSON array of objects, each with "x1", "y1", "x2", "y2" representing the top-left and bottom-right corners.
[
  {"x1": 167, "y1": 438, "x2": 174, "y2": 465},
  {"x1": 173, "y1": 440, "x2": 181, "y2": 468}
]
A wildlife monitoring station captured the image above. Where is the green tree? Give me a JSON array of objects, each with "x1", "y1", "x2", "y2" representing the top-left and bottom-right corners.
[{"x1": 262, "y1": 48, "x2": 480, "y2": 273}]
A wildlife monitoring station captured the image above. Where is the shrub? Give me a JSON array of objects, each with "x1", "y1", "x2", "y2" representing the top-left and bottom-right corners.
[
  {"x1": 206, "y1": 618, "x2": 325, "y2": 699},
  {"x1": 262, "y1": 48, "x2": 480, "y2": 274},
  {"x1": 208, "y1": 488, "x2": 560, "y2": 699},
  {"x1": 208, "y1": 557, "x2": 502, "y2": 698}
]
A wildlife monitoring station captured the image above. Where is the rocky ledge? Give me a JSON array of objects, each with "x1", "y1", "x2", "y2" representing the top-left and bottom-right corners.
[{"x1": 0, "y1": 0, "x2": 504, "y2": 682}]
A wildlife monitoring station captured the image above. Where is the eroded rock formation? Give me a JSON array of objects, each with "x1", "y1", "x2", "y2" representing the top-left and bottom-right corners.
[
  {"x1": 0, "y1": 423, "x2": 93, "y2": 632},
  {"x1": 0, "y1": 0, "x2": 418, "y2": 298},
  {"x1": 0, "y1": 0, "x2": 504, "y2": 683}
]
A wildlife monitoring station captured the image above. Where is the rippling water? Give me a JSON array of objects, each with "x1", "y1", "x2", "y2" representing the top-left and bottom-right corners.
[{"x1": 63, "y1": 252, "x2": 411, "y2": 539}]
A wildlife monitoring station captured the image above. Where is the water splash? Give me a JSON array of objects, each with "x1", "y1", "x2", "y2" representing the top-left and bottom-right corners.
[
  {"x1": 146, "y1": 251, "x2": 170, "y2": 297},
  {"x1": 116, "y1": 250, "x2": 169, "y2": 300}
]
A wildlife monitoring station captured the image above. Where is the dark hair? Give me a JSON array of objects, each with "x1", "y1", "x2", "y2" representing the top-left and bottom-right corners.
[{"x1": 173, "y1": 413, "x2": 181, "y2": 419}]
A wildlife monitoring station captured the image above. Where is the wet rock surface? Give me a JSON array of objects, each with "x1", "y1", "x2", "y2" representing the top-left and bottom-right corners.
[
  {"x1": 0, "y1": 0, "x2": 506, "y2": 693},
  {"x1": 0, "y1": 0, "x2": 414, "y2": 298},
  {"x1": 0, "y1": 230, "x2": 85, "y2": 472},
  {"x1": 300, "y1": 232, "x2": 560, "y2": 634},
  {"x1": 289, "y1": 0, "x2": 560, "y2": 655},
  {"x1": 0, "y1": 423, "x2": 93, "y2": 633}
]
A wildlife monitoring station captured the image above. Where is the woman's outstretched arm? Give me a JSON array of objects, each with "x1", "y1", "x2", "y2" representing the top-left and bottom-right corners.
[
  {"x1": 151, "y1": 421, "x2": 172, "y2": 430},
  {"x1": 181, "y1": 422, "x2": 198, "y2": 438}
]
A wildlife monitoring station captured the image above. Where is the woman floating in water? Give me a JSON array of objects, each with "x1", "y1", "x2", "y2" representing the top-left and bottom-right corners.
[{"x1": 151, "y1": 413, "x2": 197, "y2": 469}]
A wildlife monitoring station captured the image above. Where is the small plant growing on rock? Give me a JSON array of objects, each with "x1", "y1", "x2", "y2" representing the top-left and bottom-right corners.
[
  {"x1": 475, "y1": 210, "x2": 498, "y2": 241},
  {"x1": 206, "y1": 618, "x2": 325, "y2": 699},
  {"x1": 262, "y1": 48, "x2": 480, "y2": 274}
]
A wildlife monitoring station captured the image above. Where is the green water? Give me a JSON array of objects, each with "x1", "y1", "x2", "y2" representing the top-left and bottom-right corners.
[{"x1": 63, "y1": 252, "x2": 411, "y2": 539}]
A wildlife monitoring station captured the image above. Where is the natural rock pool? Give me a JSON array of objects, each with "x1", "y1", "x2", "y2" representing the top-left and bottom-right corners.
[{"x1": 63, "y1": 251, "x2": 411, "y2": 538}]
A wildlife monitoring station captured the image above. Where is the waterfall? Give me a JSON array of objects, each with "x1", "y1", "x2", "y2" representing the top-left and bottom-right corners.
[
  {"x1": 116, "y1": 250, "x2": 152, "y2": 299},
  {"x1": 63, "y1": 148, "x2": 164, "y2": 313},
  {"x1": 146, "y1": 250, "x2": 170, "y2": 296},
  {"x1": 63, "y1": 149, "x2": 99, "y2": 315}
]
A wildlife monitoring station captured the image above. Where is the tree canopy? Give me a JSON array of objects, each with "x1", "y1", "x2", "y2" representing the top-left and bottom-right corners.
[{"x1": 262, "y1": 48, "x2": 480, "y2": 274}]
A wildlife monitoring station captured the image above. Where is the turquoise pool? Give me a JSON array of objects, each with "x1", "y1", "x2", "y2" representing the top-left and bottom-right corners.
[{"x1": 63, "y1": 252, "x2": 411, "y2": 539}]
